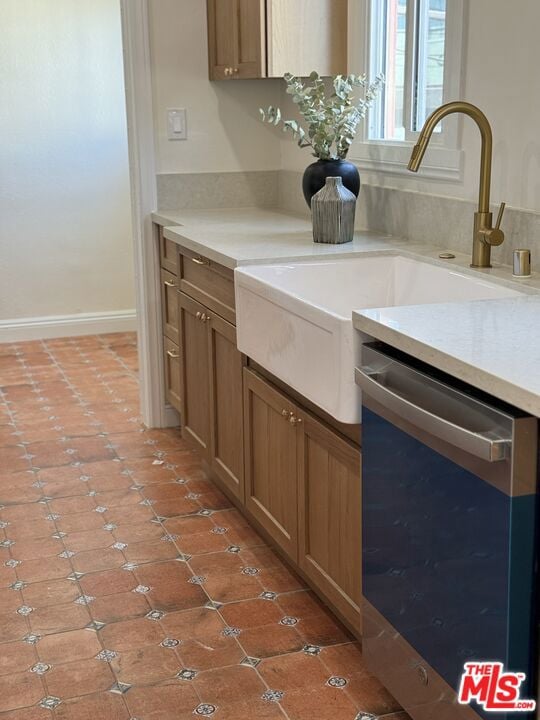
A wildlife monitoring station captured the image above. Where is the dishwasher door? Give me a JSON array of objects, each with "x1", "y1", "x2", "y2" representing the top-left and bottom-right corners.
[{"x1": 357, "y1": 343, "x2": 538, "y2": 720}]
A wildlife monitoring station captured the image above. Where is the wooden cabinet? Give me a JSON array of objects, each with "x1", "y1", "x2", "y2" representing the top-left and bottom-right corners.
[
  {"x1": 243, "y1": 368, "x2": 362, "y2": 631},
  {"x1": 209, "y1": 311, "x2": 245, "y2": 499},
  {"x1": 178, "y1": 293, "x2": 212, "y2": 458},
  {"x1": 298, "y1": 412, "x2": 362, "y2": 633},
  {"x1": 156, "y1": 228, "x2": 363, "y2": 635},
  {"x1": 207, "y1": 0, "x2": 347, "y2": 80},
  {"x1": 163, "y1": 337, "x2": 182, "y2": 413},
  {"x1": 158, "y1": 226, "x2": 181, "y2": 414},
  {"x1": 179, "y1": 291, "x2": 245, "y2": 501},
  {"x1": 159, "y1": 231, "x2": 179, "y2": 275},
  {"x1": 266, "y1": 0, "x2": 348, "y2": 78},
  {"x1": 178, "y1": 248, "x2": 236, "y2": 325},
  {"x1": 244, "y1": 368, "x2": 299, "y2": 558},
  {"x1": 207, "y1": 0, "x2": 265, "y2": 80},
  {"x1": 160, "y1": 269, "x2": 179, "y2": 346}
]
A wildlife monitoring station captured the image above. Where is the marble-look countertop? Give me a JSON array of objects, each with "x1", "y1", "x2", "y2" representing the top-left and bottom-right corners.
[
  {"x1": 153, "y1": 206, "x2": 540, "y2": 415},
  {"x1": 353, "y1": 297, "x2": 540, "y2": 416},
  {"x1": 155, "y1": 207, "x2": 413, "y2": 268}
]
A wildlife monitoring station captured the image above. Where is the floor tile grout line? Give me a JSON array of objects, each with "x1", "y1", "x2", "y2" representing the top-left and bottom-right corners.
[
  {"x1": 116, "y1": 448, "x2": 294, "y2": 719},
  {"x1": 0, "y1": 337, "x2": 131, "y2": 714},
  {"x1": 0, "y1": 373, "x2": 48, "y2": 705},
  {"x1": 0, "y1": 334, "x2": 402, "y2": 719},
  {"x1": 18, "y1": 336, "x2": 134, "y2": 718}
]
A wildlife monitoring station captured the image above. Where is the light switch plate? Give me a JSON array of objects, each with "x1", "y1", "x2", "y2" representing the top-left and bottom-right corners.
[{"x1": 167, "y1": 108, "x2": 187, "y2": 141}]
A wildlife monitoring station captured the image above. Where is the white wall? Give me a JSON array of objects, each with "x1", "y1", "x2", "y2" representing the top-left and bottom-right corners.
[
  {"x1": 279, "y1": 0, "x2": 540, "y2": 214},
  {"x1": 0, "y1": 0, "x2": 134, "y2": 323},
  {"x1": 148, "y1": 0, "x2": 282, "y2": 174}
]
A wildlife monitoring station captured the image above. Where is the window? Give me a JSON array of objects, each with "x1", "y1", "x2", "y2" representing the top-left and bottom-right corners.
[{"x1": 349, "y1": 0, "x2": 465, "y2": 180}]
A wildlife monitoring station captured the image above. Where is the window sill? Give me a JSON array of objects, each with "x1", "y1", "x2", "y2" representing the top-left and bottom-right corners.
[{"x1": 349, "y1": 141, "x2": 464, "y2": 182}]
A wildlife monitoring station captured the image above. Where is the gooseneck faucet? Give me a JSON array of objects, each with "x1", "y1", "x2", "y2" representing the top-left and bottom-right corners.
[{"x1": 408, "y1": 101, "x2": 505, "y2": 268}]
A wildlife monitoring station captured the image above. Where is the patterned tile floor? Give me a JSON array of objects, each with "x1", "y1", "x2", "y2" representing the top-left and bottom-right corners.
[{"x1": 0, "y1": 332, "x2": 411, "y2": 720}]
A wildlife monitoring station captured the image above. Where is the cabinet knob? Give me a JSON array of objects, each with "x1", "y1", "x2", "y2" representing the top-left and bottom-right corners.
[
  {"x1": 289, "y1": 414, "x2": 302, "y2": 426},
  {"x1": 224, "y1": 67, "x2": 232, "y2": 76},
  {"x1": 196, "y1": 311, "x2": 202, "y2": 320},
  {"x1": 281, "y1": 409, "x2": 290, "y2": 418},
  {"x1": 233, "y1": 67, "x2": 239, "y2": 74}
]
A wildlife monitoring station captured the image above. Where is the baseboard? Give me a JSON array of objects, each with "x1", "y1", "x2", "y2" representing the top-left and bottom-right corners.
[
  {"x1": 0, "y1": 310, "x2": 137, "y2": 343},
  {"x1": 164, "y1": 405, "x2": 181, "y2": 428}
]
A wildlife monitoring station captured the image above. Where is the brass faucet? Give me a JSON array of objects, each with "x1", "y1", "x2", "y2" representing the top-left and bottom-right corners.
[{"x1": 408, "y1": 101, "x2": 505, "y2": 268}]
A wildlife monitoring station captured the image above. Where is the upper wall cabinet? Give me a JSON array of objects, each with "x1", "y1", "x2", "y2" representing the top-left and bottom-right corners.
[{"x1": 207, "y1": 0, "x2": 348, "y2": 81}]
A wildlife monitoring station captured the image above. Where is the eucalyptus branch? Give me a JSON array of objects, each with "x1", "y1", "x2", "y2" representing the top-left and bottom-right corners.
[{"x1": 260, "y1": 71, "x2": 384, "y2": 160}]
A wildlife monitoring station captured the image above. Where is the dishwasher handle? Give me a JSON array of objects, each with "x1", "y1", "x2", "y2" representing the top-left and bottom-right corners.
[{"x1": 355, "y1": 367, "x2": 511, "y2": 463}]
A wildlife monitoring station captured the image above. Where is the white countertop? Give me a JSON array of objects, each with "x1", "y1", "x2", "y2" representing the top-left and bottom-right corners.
[
  {"x1": 153, "y1": 206, "x2": 540, "y2": 416},
  {"x1": 353, "y1": 297, "x2": 540, "y2": 416},
  {"x1": 156, "y1": 207, "x2": 409, "y2": 269}
]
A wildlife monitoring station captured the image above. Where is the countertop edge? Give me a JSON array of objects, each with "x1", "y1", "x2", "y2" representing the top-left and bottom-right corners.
[
  {"x1": 151, "y1": 211, "x2": 183, "y2": 227},
  {"x1": 353, "y1": 312, "x2": 540, "y2": 417},
  {"x1": 163, "y1": 226, "x2": 240, "y2": 269}
]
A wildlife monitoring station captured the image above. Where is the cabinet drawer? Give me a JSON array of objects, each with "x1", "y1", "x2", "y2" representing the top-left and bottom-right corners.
[
  {"x1": 179, "y1": 249, "x2": 236, "y2": 325},
  {"x1": 163, "y1": 337, "x2": 181, "y2": 413},
  {"x1": 159, "y1": 226, "x2": 179, "y2": 275},
  {"x1": 160, "y1": 269, "x2": 179, "y2": 345}
]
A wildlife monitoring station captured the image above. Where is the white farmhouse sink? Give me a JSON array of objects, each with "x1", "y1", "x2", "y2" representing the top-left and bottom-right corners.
[{"x1": 235, "y1": 254, "x2": 522, "y2": 423}]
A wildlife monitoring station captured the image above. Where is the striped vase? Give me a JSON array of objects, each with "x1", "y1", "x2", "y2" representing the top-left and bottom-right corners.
[{"x1": 311, "y1": 176, "x2": 356, "y2": 244}]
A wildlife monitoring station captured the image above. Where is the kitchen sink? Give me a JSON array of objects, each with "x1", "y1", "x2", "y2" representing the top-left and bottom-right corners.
[{"x1": 235, "y1": 254, "x2": 523, "y2": 423}]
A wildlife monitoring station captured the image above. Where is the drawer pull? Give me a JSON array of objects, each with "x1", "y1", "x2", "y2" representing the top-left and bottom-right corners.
[
  {"x1": 164, "y1": 280, "x2": 177, "y2": 288},
  {"x1": 416, "y1": 665, "x2": 429, "y2": 686},
  {"x1": 191, "y1": 256, "x2": 210, "y2": 266},
  {"x1": 196, "y1": 311, "x2": 210, "y2": 323},
  {"x1": 166, "y1": 350, "x2": 180, "y2": 359}
]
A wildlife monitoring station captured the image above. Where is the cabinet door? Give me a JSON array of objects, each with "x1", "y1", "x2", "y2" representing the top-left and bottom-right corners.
[
  {"x1": 207, "y1": 0, "x2": 237, "y2": 80},
  {"x1": 266, "y1": 0, "x2": 347, "y2": 78},
  {"x1": 178, "y1": 293, "x2": 211, "y2": 458},
  {"x1": 243, "y1": 369, "x2": 299, "y2": 559},
  {"x1": 163, "y1": 337, "x2": 181, "y2": 413},
  {"x1": 208, "y1": 313, "x2": 245, "y2": 500},
  {"x1": 235, "y1": 0, "x2": 265, "y2": 78},
  {"x1": 160, "y1": 269, "x2": 179, "y2": 345},
  {"x1": 298, "y1": 413, "x2": 362, "y2": 633},
  {"x1": 207, "y1": 0, "x2": 265, "y2": 80}
]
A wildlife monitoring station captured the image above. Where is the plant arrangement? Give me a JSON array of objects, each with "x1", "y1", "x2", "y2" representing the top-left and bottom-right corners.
[{"x1": 260, "y1": 71, "x2": 384, "y2": 161}]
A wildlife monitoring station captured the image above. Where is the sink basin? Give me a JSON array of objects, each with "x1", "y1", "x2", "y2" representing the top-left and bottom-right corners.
[{"x1": 235, "y1": 254, "x2": 522, "y2": 423}]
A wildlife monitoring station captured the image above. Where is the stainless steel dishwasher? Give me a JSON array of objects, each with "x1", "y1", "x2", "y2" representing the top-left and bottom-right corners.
[{"x1": 356, "y1": 342, "x2": 538, "y2": 720}]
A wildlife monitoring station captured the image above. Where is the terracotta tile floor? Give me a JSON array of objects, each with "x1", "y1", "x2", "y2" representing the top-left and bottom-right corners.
[{"x1": 0, "y1": 332, "x2": 411, "y2": 720}]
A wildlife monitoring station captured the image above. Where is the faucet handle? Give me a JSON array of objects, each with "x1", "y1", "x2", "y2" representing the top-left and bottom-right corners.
[
  {"x1": 479, "y1": 202, "x2": 505, "y2": 247},
  {"x1": 495, "y1": 202, "x2": 506, "y2": 231}
]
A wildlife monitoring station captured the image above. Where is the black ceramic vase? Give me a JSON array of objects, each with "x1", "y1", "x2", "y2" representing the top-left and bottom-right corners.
[{"x1": 302, "y1": 158, "x2": 360, "y2": 207}]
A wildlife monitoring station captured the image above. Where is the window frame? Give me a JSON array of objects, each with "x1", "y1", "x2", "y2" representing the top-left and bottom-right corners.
[{"x1": 348, "y1": 0, "x2": 467, "y2": 181}]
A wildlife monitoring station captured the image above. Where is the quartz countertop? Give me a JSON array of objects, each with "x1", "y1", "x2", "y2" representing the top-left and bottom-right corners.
[
  {"x1": 153, "y1": 206, "x2": 540, "y2": 416},
  {"x1": 154, "y1": 207, "x2": 410, "y2": 269},
  {"x1": 353, "y1": 296, "x2": 540, "y2": 416}
]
